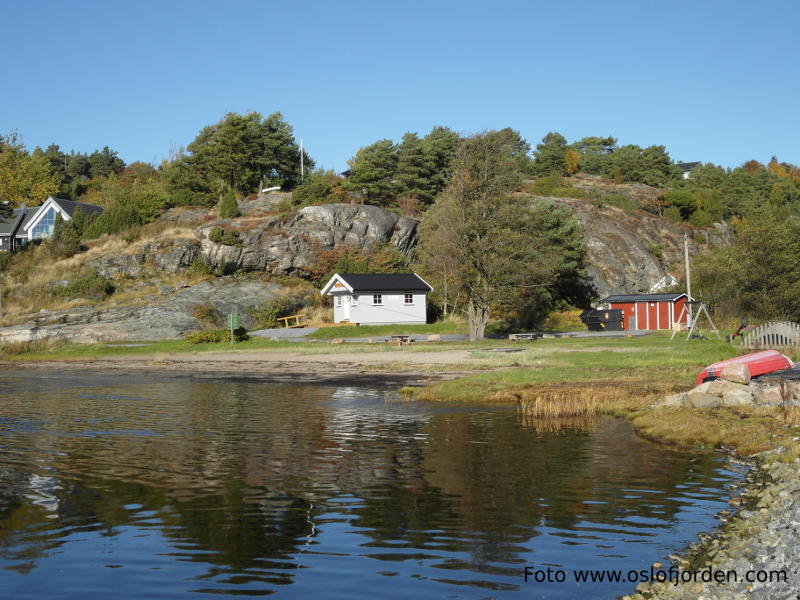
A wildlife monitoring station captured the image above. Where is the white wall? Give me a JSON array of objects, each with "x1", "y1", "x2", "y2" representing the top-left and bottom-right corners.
[{"x1": 330, "y1": 292, "x2": 426, "y2": 325}]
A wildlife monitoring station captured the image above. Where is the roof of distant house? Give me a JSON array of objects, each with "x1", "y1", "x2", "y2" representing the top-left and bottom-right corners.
[
  {"x1": 51, "y1": 197, "x2": 104, "y2": 217},
  {"x1": 323, "y1": 273, "x2": 433, "y2": 294},
  {"x1": 0, "y1": 207, "x2": 37, "y2": 236},
  {"x1": 676, "y1": 161, "x2": 701, "y2": 172},
  {"x1": 603, "y1": 292, "x2": 687, "y2": 303}
]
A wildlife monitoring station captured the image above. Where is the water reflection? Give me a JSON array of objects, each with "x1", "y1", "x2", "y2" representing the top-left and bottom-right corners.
[{"x1": 0, "y1": 371, "x2": 743, "y2": 599}]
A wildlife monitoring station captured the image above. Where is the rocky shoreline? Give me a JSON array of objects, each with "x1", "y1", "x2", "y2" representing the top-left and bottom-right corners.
[{"x1": 628, "y1": 457, "x2": 800, "y2": 599}]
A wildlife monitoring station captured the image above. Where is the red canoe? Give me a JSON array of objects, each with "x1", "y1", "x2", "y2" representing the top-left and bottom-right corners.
[{"x1": 696, "y1": 350, "x2": 792, "y2": 385}]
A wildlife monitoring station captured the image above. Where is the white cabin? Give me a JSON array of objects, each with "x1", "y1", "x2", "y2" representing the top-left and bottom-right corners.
[{"x1": 320, "y1": 273, "x2": 433, "y2": 325}]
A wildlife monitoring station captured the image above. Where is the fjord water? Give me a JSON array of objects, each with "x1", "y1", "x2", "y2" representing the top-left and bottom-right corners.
[{"x1": 0, "y1": 371, "x2": 744, "y2": 599}]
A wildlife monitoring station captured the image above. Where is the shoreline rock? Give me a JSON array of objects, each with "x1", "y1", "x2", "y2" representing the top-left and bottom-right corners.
[{"x1": 631, "y1": 457, "x2": 800, "y2": 599}]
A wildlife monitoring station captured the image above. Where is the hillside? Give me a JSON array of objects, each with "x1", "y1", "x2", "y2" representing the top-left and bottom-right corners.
[{"x1": 0, "y1": 180, "x2": 730, "y2": 343}]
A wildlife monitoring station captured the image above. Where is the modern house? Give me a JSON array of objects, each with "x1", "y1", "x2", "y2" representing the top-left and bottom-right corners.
[
  {"x1": 676, "y1": 161, "x2": 701, "y2": 180},
  {"x1": 0, "y1": 197, "x2": 103, "y2": 251},
  {"x1": 648, "y1": 272, "x2": 680, "y2": 293},
  {"x1": 320, "y1": 273, "x2": 433, "y2": 325},
  {"x1": 601, "y1": 292, "x2": 690, "y2": 331}
]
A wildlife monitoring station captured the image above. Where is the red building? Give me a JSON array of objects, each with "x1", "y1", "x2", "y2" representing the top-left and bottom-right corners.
[{"x1": 602, "y1": 293, "x2": 690, "y2": 331}]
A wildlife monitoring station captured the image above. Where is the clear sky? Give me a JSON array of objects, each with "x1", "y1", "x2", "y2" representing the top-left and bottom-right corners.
[{"x1": 1, "y1": 0, "x2": 798, "y2": 172}]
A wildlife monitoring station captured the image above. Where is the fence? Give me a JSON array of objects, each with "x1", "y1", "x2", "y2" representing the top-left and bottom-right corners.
[{"x1": 738, "y1": 321, "x2": 800, "y2": 349}]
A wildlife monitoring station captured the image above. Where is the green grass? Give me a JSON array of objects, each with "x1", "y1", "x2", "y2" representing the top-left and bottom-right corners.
[
  {"x1": 306, "y1": 321, "x2": 466, "y2": 338},
  {"x1": 409, "y1": 333, "x2": 737, "y2": 402}
]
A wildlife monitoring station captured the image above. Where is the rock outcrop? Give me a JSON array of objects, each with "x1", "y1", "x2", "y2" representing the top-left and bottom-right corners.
[
  {"x1": 0, "y1": 279, "x2": 283, "y2": 343},
  {"x1": 196, "y1": 204, "x2": 418, "y2": 275},
  {"x1": 550, "y1": 198, "x2": 730, "y2": 298},
  {"x1": 89, "y1": 204, "x2": 419, "y2": 278}
]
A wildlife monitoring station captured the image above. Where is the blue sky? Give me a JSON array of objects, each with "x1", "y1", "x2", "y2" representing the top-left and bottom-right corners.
[{"x1": 1, "y1": 0, "x2": 798, "y2": 172}]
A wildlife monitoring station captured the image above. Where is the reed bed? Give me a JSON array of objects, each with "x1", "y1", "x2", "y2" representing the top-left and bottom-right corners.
[{"x1": 518, "y1": 412, "x2": 599, "y2": 432}]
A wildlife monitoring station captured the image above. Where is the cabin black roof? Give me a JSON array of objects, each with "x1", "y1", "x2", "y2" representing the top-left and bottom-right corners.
[
  {"x1": 676, "y1": 161, "x2": 701, "y2": 172},
  {"x1": 603, "y1": 292, "x2": 687, "y2": 303},
  {"x1": 338, "y1": 273, "x2": 432, "y2": 292}
]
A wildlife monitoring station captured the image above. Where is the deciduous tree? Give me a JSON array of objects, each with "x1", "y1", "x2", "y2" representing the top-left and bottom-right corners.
[{"x1": 419, "y1": 131, "x2": 586, "y2": 339}]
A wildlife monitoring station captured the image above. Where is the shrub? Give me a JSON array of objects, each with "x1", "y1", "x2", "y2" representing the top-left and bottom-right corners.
[
  {"x1": 218, "y1": 191, "x2": 240, "y2": 219},
  {"x1": 193, "y1": 303, "x2": 224, "y2": 327},
  {"x1": 56, "y1": 273, "x2": 115, "y2": 299},
  {"x1": 528, "y1": 173, "x2": 588, "y2": 199},
  {"x1": 208, "y1": 226, "x2": 242, "y2": 246},
  {"x1": 663, "y1": 205, "x2": 683, "y2": 222},
  {"x1": 188, "y1": 256, "x2": 219, "y2": 276},
  {"x1": 597, "y1": 193, "x2": 637, "y2": 211},
  {"x1": 47, "y1": 215, "x2": 81, "y2": 259},
  {"x1": 0, "y1": 252, "x2": 11, "y2": 272},
  {"x1": 249, "y1": 296, "x2": 302, "y2": 329},
  {"x1": 185, "y1": 327, "x2": 249, "y2": 344}
]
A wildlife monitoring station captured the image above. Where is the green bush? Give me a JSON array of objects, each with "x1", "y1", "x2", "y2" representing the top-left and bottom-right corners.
[
  {"x1": 208, "y1": 226, "x2": 242, "y2": 246},
  {"x1": 664, "y1": 205, "x2": 683, "y2": 222},
  {"x1": 0, "y1": 252, "x2": 12, "y2": 272},
  {"x1": 186, "y1": 327, "x2": 249, "y2": 344},
  {"x1": 597, "y1": 193, "x2": 637, "y2": 211},
  {"x1": 248, "y1": 296, "x2": 302, "y2": 329},
  {"x1": 57, "y1": 273, "x2": 115, "y2": 299},
  {"x1": 218, "y1": 191, "x2": 240, "y2": 218}
]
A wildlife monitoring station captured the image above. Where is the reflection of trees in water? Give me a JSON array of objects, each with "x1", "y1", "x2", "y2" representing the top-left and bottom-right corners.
[
  {"x1": 0, "y1": 377, "x2": 737, "y2": 588},
  {"x1": 0, "y1": 380, "x2": 436, "y2": 580}
]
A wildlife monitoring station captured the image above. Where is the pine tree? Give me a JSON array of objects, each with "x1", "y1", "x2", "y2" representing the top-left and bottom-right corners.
[{"x1": 218, "y1": 189, "x2": 240, "y2": 219}]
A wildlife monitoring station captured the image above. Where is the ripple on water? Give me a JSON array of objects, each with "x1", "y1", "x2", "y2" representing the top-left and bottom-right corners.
[{"x1": 0, "y1": 371, "x2": 745, "y2": 599}]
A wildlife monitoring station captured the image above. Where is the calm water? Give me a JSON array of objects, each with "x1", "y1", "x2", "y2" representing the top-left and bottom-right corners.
[{"x1": 0, "y1": 370, "x2": 744, "y2": 599}]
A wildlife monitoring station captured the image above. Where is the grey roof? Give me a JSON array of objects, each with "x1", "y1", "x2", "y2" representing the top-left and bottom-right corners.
[
  {"x1": 676, "y1": 161, "x2": 701, "y2": 172},
  {"x1": 339, "y1": 273, "x2": 432, "y2": 292},
  {"x1": 603, "y1": 292, "x2": 687, "y2": 303},
  {"x1": 51, "y1": 197, "x2": 104, "y2": 217},
  {"x1": 0, "y1": 207, "x2": 37, "y2": 236}
]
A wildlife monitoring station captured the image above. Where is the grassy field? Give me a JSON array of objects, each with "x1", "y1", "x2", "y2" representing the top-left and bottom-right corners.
[{"x1": 403, "y1": 333, "x2": 800, "y2": 462}]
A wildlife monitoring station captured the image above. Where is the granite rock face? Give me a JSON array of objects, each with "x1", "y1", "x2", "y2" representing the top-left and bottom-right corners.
[
  {"x1": 550, "y1": 197, "x2": 730, "y2": 298},
  {"x1": 86, "y1": 204, "x2": 419, "y2": 278},
  {"x1": 196, "y1": 204, "x2": 419, "y2": 276},
  {"x1": 0, "y1": 280, "x2": 283, "y2": 343}
]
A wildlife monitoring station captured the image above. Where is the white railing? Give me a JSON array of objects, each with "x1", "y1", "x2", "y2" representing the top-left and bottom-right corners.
[{"x1": 739, "y1": 321, "x2": 800, "y2": 349}]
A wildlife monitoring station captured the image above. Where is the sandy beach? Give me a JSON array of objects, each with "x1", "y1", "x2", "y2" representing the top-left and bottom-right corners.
[{"x1": 2, "y1": 348, "x2": 486, "y2": 386}]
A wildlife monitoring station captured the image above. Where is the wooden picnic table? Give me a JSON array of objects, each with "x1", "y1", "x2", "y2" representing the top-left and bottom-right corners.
[
  {"x1": 276, "y1": 313, "x2": 307, "y2": 328},
  {"x1": 508, "y1": 332, "x2": 543, "y2": 341}
]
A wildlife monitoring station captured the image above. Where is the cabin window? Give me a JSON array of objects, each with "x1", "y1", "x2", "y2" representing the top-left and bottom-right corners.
[
  {"x1": 336, "y1": 296, "x2": 342, "y2": 307},
  {"x1": 373, "y1": 294, "x2": 382, "y2": 305},
  {"x1": 31, "y1": 207, "x2": 59, "y2": 239},
  {"x1": 404, "y1": 294, "x2": 413, "y2": 304}
]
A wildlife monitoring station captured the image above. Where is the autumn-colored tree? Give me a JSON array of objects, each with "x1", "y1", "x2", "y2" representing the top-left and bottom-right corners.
[
  {"x1": 742, "y1": 159, "x2": 764, "y2": 175},
  {"x1": 564, "y1": 148, "x2": 581, "y2": 175},
  {"x1": 0, "y1": 134, "x2": 60, "y2": 210}
]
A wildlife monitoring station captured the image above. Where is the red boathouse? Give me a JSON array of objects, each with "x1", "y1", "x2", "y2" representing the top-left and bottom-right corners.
[{"x1": 602, "y1": 293, "x2": 690, "y2": 331}]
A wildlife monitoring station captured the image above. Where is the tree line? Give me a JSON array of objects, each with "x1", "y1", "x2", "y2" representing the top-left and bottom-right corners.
[{"x1": 4, "y1": 112, "x2": 800, "y2": 329}]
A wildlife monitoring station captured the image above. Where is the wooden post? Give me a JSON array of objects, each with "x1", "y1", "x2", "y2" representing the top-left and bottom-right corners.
[{"x1": 684, "y1": 234, "x2": 693, "y2": 328}]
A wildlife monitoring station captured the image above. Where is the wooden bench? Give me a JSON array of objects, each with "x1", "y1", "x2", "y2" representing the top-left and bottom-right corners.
[
  {"x1": 276, "y1": 313, "x2": 307, "y2": 328},
  {"x1": 387, "y1": 335, "x2": 414, "y2": 346},
  {"x1": 508, "y1": 332, "x2": 543, "y2": 342}
]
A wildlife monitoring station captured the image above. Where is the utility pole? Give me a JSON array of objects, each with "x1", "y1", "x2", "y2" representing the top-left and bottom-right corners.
[
  {"x1": 684, "y1": 234, "x2": 693, "y2": 328},
  {"x1": 300, "y1": 138, "x2": 304, "y2": 184}
]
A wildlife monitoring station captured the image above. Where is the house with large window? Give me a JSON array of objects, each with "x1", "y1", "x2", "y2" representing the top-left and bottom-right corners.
[
  {"x1": 320, "y1": 273, "x2": 433, "y2": 325},
  {"x1": 0, "y1": 197, "x2": 103, "y2": 251}
]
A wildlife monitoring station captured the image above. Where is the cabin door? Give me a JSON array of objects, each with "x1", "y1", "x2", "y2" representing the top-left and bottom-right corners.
[{"x1": 342, "y1": 296, "x2": 351, "y2": 322}]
